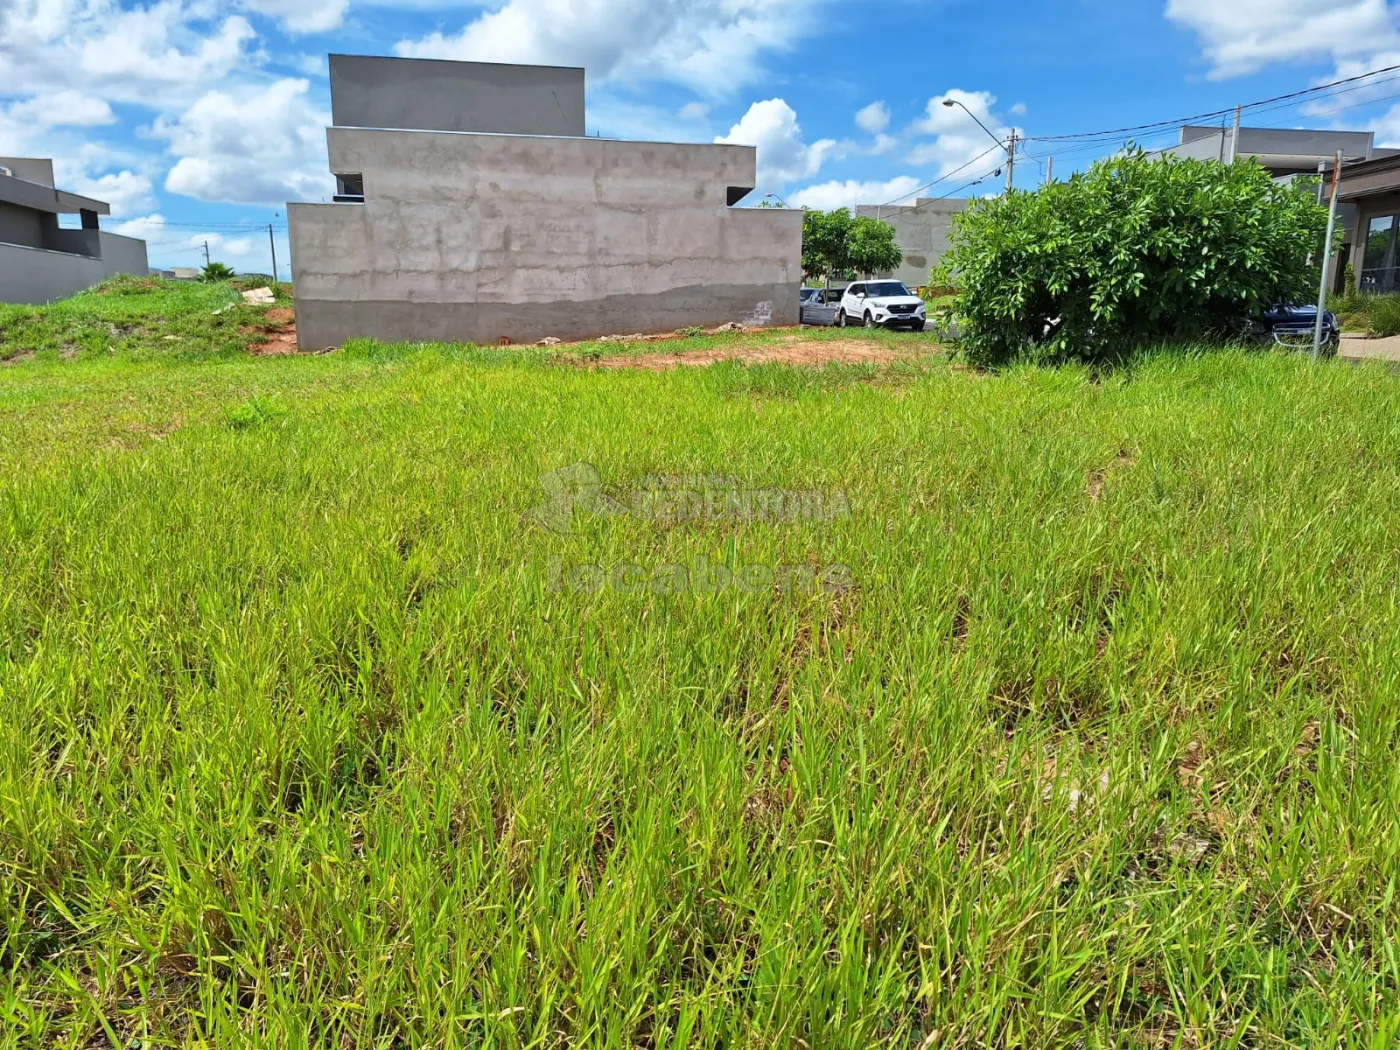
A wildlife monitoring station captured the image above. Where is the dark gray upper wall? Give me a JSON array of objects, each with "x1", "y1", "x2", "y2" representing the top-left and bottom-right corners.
[
  {"x1": 0, "y1": 157, "x2": 55, "y2": 187},
  {"x1": 1174, "y1": 126, "x2": 1376, "y2": 161},
  {"x1": 328, "y1": 54, "x2": 586, "y2": 138}
]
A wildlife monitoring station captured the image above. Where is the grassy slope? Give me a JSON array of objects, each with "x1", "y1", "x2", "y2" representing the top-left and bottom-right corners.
[
  {"x1": 0, "y1": 276, "x2": 299, "y2": 365},
  {"x1": 3, "y1": 287, "x2": 1400, "y2": 1046}
]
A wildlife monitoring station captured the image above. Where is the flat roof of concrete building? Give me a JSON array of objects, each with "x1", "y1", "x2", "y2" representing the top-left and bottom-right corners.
[{"x1": 0, "y1": 169, "x2": 109, "y2": 215}]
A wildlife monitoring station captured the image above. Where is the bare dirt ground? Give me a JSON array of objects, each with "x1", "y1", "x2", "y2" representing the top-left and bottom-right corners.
[
  {"x1": 246, "y1": 308, "x2": 298, "y2": 355},
  {"x1": 587, "y1": 334, "x2": 934, "y2": 371}
]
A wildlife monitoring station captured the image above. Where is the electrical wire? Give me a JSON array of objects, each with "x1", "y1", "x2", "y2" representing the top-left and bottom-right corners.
[
  {"x1": 876, "y1": 142, "x2": 1006, "y2": 208},
  {"x1": 1023, "y1": 61, "x2": 1400, "y2": 143}
]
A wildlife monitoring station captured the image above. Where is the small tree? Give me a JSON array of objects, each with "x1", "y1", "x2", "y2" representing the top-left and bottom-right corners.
[
  {"x1": 801, "y1": 209, "x2": 903, "y2": 283},
  {"x1": 200, "y1": 261, "x2": 235, "y2": 282},
  {"x1": 802, "y1": 208, "x2": 852, "y2": 285},
  {"x1": 935, "y1": 151, "x2": 1331, "y2": 367},
  {"x1": 846, "y1": 216, "x2": 904, "y2": 278}
]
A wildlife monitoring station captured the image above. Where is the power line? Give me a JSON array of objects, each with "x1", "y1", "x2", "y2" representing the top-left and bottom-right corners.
[
  {"x1": 1024, "y1": 61, "x2": 1400, "y2": 143},
  {"x1": 876, "y1": 142, "x2": 1006, "y2": 208}
]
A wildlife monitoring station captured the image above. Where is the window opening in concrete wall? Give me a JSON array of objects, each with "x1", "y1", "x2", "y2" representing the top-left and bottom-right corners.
[{"x1": 334, "y1": 174, "x2": 365, "y2": 203}]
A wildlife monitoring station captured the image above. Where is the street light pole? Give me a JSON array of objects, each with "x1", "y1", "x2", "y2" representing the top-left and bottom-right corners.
[
  {"x1": 1313, "y1": 151, "x2": 1343, "y2": 362},
  {"x1": 942, "y1": 98, "x2": 1014, "y2": 193}
]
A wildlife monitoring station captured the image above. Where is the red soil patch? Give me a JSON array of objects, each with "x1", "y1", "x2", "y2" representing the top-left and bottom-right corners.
[
  {"x1": 588, "y1": 337, "x2": 922, "y2": 371},
  {"x1": 245, "y1": 307, "x2": 299, "y2": 356}
]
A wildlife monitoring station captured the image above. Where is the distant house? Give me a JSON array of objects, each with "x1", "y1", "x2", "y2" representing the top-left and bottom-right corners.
[
  {"x1": 0, "y1": 157, "x2": 149, "y2": 304},
  {"x1": 1153, "y1": 125, "x2": 1386, "y2": 177},
  {"x1": 1328, "y1": 153, "x2": 1400, "y2": 294},
  {"x1": 287, "y1": 54, "x2": 802, "y2": 349},
  {"x1": 855, "y1": 199, "x2": 972, "y2": 289}
]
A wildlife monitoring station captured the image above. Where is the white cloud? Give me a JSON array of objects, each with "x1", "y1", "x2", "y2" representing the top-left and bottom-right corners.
[
  {"x1": 6, "y1": 90, "x2": 114, "y2": 127},
  {"x1": 154, "y1": 78, "x2": 332, "y2": 206},
  {"x1": 239, "y1": 0, "x2": 349, "y2": 34},
  {"x1": 1165, "y1": 0, "x2": 1400, "y2": 78},
  {"x1": 193, "y1": 232, "x2": 253, "y2": 257},
  {"x1": 679, "y1": 101, "x2": 711, "y2": 122},
  {"x1": 869, "y1": 133, "x2": 897, "y2": 156},
  {"x1": 294, "y1": 52, "x2": 328, "y2": 76},
  {"x1": 394, "y1": 0, "x2": 817, "y2": 95},
  {"x1": 788, "y1": 175, "x2": 925, "y2": 212},
  {"x1": 716, "y1": 98, "x2": 838, "y2": 184},
  {"x1": 855, "y1": 101, "x2": 890, "y2": 134},
  {"x1": 1009, "y1": 102, "x2": 1028, "y2": 117},
  {"x1": 110, "y1": 213, "x2": 167, "y2": 240},
  {"x1": 0, "y1": 1, "x2": 259, "y2": 103},
  {"x1": 71, "y1": 170, "x2": 155, "y2": 216},
  {"x1": 907, "y1": 90, "x2": 1014, "y2": 177}
]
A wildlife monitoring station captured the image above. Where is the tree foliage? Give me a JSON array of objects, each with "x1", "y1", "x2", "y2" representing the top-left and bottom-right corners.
[
  {"x1": 200, "y1": 262, "x2": 236, "y2": 282},
  {"x1": 802, "y1": 209, "x2": 904, "y2": 282},
  {"x1": 935, "y1": 152, "x2": 1332, "y2": 366}
]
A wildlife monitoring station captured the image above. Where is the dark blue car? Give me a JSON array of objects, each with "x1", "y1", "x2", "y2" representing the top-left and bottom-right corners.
[{"x1": 1246, "y1": 304, "x2": 1339, "y2": 350}]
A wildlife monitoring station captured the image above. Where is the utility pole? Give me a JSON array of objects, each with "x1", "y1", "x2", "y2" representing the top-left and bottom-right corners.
[
  {"x1": 202, "y1": 240, "x2": 210, "y2": 266},
  {"x1": 268, "y1": 223, "x2": 279, "y2": 284},
  {"x1": 1006, "y1": 131, "x2": 1016, "y2": 193},
  {"x1": 1227, "y1": 105, "x2": 1242, "y2": 163},
  {"x1": 1313, "y1": 150, "x2": 1343, "y2": 362},
  {"x1": 1045, "y1": 156, "x2": 1054, "y2": 186}
]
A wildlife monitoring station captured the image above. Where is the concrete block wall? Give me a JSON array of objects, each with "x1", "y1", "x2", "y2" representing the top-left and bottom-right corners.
[
  {"x1": 0, "y1": 242, "x2": 105, "y2": 304},
  {"x1": 856, "y1": 199, "x2": 970, "y2": 289},
  {"x1": 97, "y1": 232, "x2": 150, "y2": 279},
  {"x1": 290, "y1": 128, "x2": 803, "y2": 348},
  {"x1": 329, "y1": 55, "x2": 586, "y2": 137}
]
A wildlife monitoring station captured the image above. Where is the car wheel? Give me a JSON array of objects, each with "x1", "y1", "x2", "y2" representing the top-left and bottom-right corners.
[
  {"x1": 836, "y1": 311, "x2": 847, "y2": 328},
  {"x1": 863, "y1": 313, "x2": 875, "y2": 328},
  {"x1": 912, "y1": 320, "x2": 925, "y2": 333}
]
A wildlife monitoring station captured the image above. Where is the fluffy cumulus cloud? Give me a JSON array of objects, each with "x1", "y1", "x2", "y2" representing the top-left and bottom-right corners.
[
  {"x1": 855, "y1": 101, "x2": 890, "y2": 135},
  {"x1": 788, "y1": 175, "x2": 925, "y2": 211},
  {"x1": 238, "y1": 0, "x2": 349, "y2": 35},
  {"x1": 0, "y1": 0, "x2": 259, "y2": 102},
  {"x1": 70, "y1": 169, "x2": 156, "y2": 216},
  {"x1": 0, "y1": 89, "x2": 115, "y2": 153},
  {"x1": 1165, "y1": 0, "x2": 1400, "y2": 78},
  {"x1": 906, "y1": 90, "x2": 1014, "y2": 177},
  {"x1": 6, "y1": 90, "x2": 114, "y2": 127},
  {"x1": 154, "y1": 78, "x2": 332, "y2": 205},
  {"x1": 716, "y1": 98, "x2": 838, "y2": 184},
  {"x1": 110, "y1": 213, "x2": 168, "y2": 241},
  {"x1": 395, "y1": 0, "x2": 817, "y2": 95}
]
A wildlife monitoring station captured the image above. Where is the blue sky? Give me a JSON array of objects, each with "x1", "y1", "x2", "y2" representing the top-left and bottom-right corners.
[{"x1": 3, "y1": 0, "x2": 1400, "y2": 272}]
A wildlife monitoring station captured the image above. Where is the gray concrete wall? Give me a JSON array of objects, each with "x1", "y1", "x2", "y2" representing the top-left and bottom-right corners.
[
  {"x1": 1166, "y1": 128, "x2": 1375, "y2": 167},
  {"x1": 98, "y1": 231, "x2": 149, "y2": 278},
  {"x1": 0, "y1": 200, "x2": 45, "y2": 248},
  {"x1": 289, "y1": 128, "x2": 801, "y2": 348},
  {"x1": 0, "y1": 157, "x2": 55, "y2": 187},
  {"x1": 0, "y1": 242, "x2": 105, "y2": 303},
  {"x1": 329, "y1": 55, "x2": 585, "y2": 137},
  {"x1": 43, "y1": 227, "x2": 100, "y2": 257},
  {"x1": 855, "y1": 198, "x2": 970, "y2": 288}
]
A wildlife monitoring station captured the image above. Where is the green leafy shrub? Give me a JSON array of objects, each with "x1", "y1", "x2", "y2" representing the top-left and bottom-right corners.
[
  {"x1": 936, "y1": 152, "x2": 1330, "y2": 367},
  {"x1": 200, "y1": 262, "x2": 236, "y2": 282}
]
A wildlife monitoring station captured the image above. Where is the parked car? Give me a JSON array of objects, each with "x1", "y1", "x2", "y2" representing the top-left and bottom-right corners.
[
  {"x1": 837, "y1": 281, "x2": 927, "y2": 331},
  {"x1": 800, "y1": 286, "x2": 845, "y2": 326},
  {"x1": 1242, "y1": 304, "x2": 1339, "y2": 350}
]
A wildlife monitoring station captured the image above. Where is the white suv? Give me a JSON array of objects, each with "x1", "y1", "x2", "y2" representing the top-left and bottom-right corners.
[{"x1": 838, "y1": 280, "x2": 927, "y2": 331}]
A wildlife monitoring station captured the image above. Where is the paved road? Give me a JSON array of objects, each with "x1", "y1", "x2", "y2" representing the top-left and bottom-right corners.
[{"x1": 1339, "y1": 333, "x2": 1400, "y2": 364}]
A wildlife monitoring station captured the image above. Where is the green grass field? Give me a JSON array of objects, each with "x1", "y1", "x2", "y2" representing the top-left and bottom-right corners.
[{"x1": 4, "y1": 282, "x2": 1400, "y2": 1047}]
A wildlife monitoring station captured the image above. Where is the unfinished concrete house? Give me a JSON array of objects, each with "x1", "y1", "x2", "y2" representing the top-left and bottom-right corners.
[
  {"x1": 856, "y1": 199, "x2": 971, "y2": 290},
  {"x1": 0, "y1": 158, "x2": 149, "y2": 304},
  {"x1": 288, "y1": 55, "x2": 803, "y2": 348}
]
